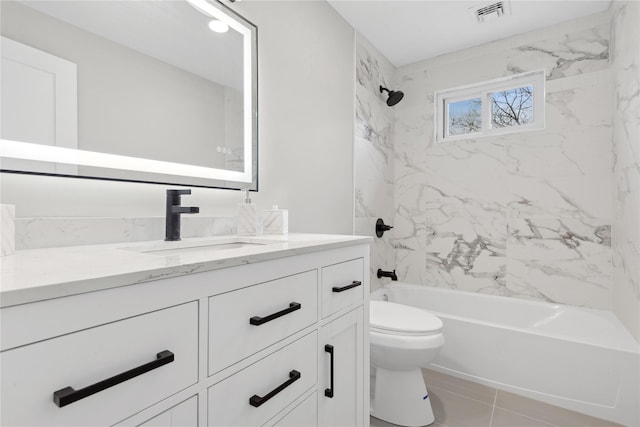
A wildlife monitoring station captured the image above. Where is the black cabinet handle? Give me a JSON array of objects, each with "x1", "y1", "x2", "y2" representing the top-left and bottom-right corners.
[
  {"x1": 249, "y1": 370, "x2": 301, "y2": 407},
  {"x1": 53, "y1": 350, "x2": 174, "y2": 408},
  {"x1": 332, "y1": 281, "x2": 362, "y2": 293},
  {"x1": 324, "y1": 344, "x2": 334, "y2": 398},
  {"x1": 250, "y1": 302, "x2": 301, "y2": 326}
]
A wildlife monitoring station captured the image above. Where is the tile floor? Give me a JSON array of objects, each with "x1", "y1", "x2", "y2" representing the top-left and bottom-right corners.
[{"x1": 369, "y1": 369, "x2": 625, "y2": 427}]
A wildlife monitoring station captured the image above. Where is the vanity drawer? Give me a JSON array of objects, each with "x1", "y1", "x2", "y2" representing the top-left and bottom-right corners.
[
  {"x1": 268, "y1": 391, "x2": 318, "y2": 427},
  {"x1": 136, "y1": 395, "x2": 198, "y2": 427},
  {"x1": 321, "y1": 258, "x2": 364, "y2": 318},
  {"x1": 0, "y1": 302, "x2": 198, "y2": 427},
  {"x1": 208, "y1": 331, "x2": 317, "y2": 427},
  {"x1": 208, "y1": 270, "x2": 317, "y2": 374}
]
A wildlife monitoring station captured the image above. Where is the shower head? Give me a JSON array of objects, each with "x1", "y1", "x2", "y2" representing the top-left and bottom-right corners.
[{"x1": 379, "y1": 85, "x2": 404, "y2": 107}]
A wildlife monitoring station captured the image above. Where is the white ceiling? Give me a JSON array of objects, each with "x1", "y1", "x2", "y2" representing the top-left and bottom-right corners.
[
  {"x1": 19, "y1": 0, "x2": 244, "y2": 89},
  {"x1": 328, "y1": 0, "x2": 611, "y2": 67}
]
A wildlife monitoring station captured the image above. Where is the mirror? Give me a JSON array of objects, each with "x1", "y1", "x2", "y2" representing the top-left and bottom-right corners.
[{"x1": 0, "y1": 0, "x2": 258, "y2": 190}]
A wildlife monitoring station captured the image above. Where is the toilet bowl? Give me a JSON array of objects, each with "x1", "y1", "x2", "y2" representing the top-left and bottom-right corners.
[{"x1": 370, "y1": 300, "x2": 444, "y2": 427}]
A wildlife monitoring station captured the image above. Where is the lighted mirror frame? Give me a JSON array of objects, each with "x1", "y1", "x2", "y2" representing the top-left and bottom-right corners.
[{"x1": 0, "y1": 0, "x2": 258, "y2": 190}]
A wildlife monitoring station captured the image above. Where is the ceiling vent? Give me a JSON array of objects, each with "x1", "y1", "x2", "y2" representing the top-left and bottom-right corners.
[{"x1": 469, "y1": 1, "x2": 509, "y2": 23}]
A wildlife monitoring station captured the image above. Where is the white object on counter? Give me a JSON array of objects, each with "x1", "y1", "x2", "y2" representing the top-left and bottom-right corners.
[
  {"x1": 237, "y1": 189, "x2": 261, "y2": 236},
  {"x1": 1, "y1": 204, "x2": 15, "y2": 256},
  {"x1": 263, "y1": 205, "x2": 288, "y2": 234}
]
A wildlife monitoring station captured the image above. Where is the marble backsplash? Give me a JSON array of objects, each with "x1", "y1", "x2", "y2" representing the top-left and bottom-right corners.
[
  {"x1": 392, "y1": 11, "x2": 615, "y2": 310},
  {"x1": 15, "y1": 216, "x2": 236, "y2": 250},
  {"x1": 1, "y1": 205, "x2": 15, "y2": 256}
]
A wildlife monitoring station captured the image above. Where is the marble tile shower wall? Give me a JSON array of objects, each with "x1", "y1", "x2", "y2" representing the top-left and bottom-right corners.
[
  {"x1": 354, "y1": 35, "x2": 396, "y2": 291},
  {"x1": 611, "y1": 1, "x2": 640, "y2": 340},
  {"x1": 392, "y1": 12, "x2": 615, "y2": 309}
]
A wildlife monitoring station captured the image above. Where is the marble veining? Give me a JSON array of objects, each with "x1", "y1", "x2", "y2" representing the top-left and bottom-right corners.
[
  {"x1": 610, "y1": 1, "x2": 640, "y2": 340},
  {"x1": 355, "y1": 35, "x2": 396, "y2": 291},
  {"x1": 390, "y1": 11, "x2": 614, "y2": 309},
  {"x1": 15, "y1": 216, "x2": 236, "y2": 250},
  {"x1": 510, "y1": 24, "x2": 609, "y2": 80},
  {"x1": 1, "y1": 205, "x2": 15, "y2": 256},
  {"x1": 356, "y1": 34, "x2": 395, "y2": 101},
  {"x1": 507, "y1": 217, "x2": 611, "y2": 307},
  {"x1": 349, "y1": 5, "x2": 636, "y2": 331}
]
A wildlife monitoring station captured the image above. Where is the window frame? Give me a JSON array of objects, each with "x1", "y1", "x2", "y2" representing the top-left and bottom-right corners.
[{"x1": 435, "y1": 70, "x2": 545, "y2": 143}]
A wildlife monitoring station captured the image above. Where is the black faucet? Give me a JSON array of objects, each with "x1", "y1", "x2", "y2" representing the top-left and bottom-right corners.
[
  {"x1": 377, "y1": 269, "x2": 398, "y2": 281},
  {"x1": 165, "y1": 189, "x2": 199, "y2": 241}
]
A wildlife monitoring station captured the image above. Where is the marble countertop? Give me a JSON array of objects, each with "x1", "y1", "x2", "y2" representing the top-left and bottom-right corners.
[{"x1": 0, "y1": 233, "x2": 372, "y2": 308}]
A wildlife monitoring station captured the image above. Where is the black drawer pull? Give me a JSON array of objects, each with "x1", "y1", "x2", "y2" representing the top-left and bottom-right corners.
[
  {"x1": 325, "y1": 344, "x2": 334, "y2": 398},
  {"x1": 250, "y1": 302, "x2": 301, "y2": 326},
  {"x1": 249, "y1": 370, "x2": 301, "y2": 407},
  {"x1": 53, "y1": 350, "x2": 174, "y2": 408},
  {"x1": 332, "y1": 281, "x2": 362, "y2": 293}
]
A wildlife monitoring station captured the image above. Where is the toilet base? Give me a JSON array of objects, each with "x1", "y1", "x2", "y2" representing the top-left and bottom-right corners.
[{"x1": 371, "y1": 367, "x2": 435, "y2": 427}]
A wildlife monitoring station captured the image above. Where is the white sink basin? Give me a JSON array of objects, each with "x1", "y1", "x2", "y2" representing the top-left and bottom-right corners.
[{"x1": 122, "y1": 238, "x2": 282, "y2": 256}]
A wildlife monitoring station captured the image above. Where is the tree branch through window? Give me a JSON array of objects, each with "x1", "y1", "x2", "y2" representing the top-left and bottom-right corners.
[{"x1": 491, "y1": 86, "x2": 533, "y2": 128}]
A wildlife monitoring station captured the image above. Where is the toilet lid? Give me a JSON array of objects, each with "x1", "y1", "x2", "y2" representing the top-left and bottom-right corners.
[{"x1": 370, "y1": 300, "x2": 443, "y2": 334}]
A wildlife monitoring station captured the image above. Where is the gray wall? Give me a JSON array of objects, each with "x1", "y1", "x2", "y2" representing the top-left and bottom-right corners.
[{"x1": 1, "y1": 1, "x2": 356, "y2": 235}]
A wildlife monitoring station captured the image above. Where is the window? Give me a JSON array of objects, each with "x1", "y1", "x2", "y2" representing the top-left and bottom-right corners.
[{"x1": 435, "y1": 70, "x2": 545, "y2": 142}]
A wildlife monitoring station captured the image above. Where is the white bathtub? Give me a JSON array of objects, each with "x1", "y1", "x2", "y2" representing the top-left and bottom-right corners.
[{"x1": 374, "y1": 283, "x2": 640, "y2": 426}]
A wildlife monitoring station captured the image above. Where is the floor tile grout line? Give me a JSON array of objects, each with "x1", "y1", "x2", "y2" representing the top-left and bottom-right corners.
[
  {"x1": 422, "y1": 373, "x2": 621, "y2": 427},
  {"x1": 428, "y1": 384, "x2": 496, "y2": 408},
  {"x1": 492, "y1": 406, "x2": 559, "y2": 427},
  {"x1": 489, "y1": 389, "x2": 497, "y2": 427}
]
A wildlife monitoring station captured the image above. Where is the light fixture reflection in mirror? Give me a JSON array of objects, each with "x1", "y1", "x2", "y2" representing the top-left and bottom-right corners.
[
  {"x1": 0, "y1": 139, "x2": 245, "y2": 181},
  {"x1": 0, "y1": 0, "x2": 258, "y2": 190},
  {"x1": 209, "y1": 20, "x2": 229, "y2": 33}
]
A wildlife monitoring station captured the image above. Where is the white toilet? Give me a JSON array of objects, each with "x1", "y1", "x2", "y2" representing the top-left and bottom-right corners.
[{"x1": 370, "y1": 300, "x2": 444, "y2": 427}]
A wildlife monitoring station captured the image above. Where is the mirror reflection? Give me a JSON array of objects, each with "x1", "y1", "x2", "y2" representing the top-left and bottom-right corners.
[{"x1": 0, "y1": 0, "x2": 257, "y2": 189}]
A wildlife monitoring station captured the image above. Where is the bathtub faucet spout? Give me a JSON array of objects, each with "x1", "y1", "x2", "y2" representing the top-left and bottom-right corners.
[{"x1": 377, "y1": 269, "x2": 398, "y2": 281}]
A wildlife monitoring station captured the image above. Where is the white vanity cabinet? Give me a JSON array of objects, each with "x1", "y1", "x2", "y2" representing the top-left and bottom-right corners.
[
  {"x1": 207, "y1": 269, "x2": 318, "y2": 375},
  {"x1": 137, "y1": 396, "x2": 199, "y2": 427},
  {"x1": 267, "y1": 391, "x2": 318, "y2": 427},
  {"x1": 208, "y1": 331, "x2": 318, "y2": 426},
  {"x1": 321, "y1": 258, "x2": 365, "y2": 319},
  {"x1": 0, "y1": 302, "x2": 199, "y2": 427},
  {"x1": 0, "y1": 237, "x2": 370, "y2": 427},
  {"x1": 319, "y1": 307, "x2": 365, "y2": 427}
]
